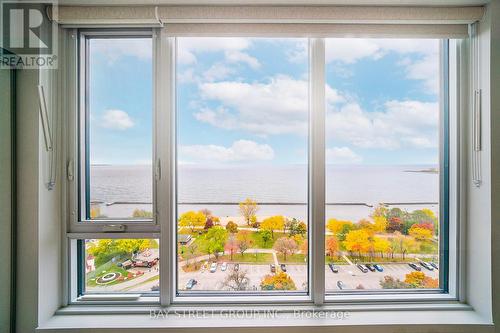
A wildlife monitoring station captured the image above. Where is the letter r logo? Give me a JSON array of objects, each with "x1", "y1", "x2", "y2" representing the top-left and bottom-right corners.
[{"x1": 1, "y1": 2, "x2": 53, "y2": 55}]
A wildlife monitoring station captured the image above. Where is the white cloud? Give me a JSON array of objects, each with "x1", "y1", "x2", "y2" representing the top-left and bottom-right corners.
[
  {"x1": 325, "y1": 39, "x2": 439, "y2": 94},
  {"x1": 326, "y1": 147, "x2": 363, "y2": 164},
  {"x1": 180, "y1": 140, "x2": 274, "y2": 162},
  {"x1": 203, "y1": 63, "x2": 236, "y2": 82},
  {"x1": 224, "y1": 50, "x2": 261, "y2": 69},
  {"x1": 177, "y1": 37, "x2": 252, "y2": 65},
  {"x1": 91, "y1": 39, "x2": 152, "y2": 64},
  {"x1": 194, "y1": 75, "x2": 343, "y2": 136},
  {"x1": 327, "y1": 100, "x2": 439, "y2": 149},
  {"x1": 100, "y1": 109, "x2": 134, "y2": 130}
]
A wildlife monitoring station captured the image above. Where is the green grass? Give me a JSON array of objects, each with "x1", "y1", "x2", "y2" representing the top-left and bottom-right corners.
[
  {"x1": 277, "y1": 253, "x2": 306, "y2": 264},
  {"x1": 218, "y1": 252, "x2": 274, "y2": 264},
  {"x1": 250, "y1": 231, "x2": 287, "y2": 249},
  {"x1": 325, "y1": 256, "x2": 348, "y2": 265},
  {"x1": 86, "y1": 264, "x2": 132, "y2": 287}
]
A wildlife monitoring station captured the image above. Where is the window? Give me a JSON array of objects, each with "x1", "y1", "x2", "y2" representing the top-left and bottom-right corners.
[
  {"x1": 324, "y1": 39, "x2": 445, "y2": 292},
  {"x1": 176, "y1": 38, "x2": 309, "y2": 294},
  {"x1": 70, "y1": 30, "x2": 455, "y2": 304}
]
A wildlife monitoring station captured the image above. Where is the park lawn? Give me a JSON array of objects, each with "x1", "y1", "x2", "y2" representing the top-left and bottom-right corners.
[
  {"x1": 250, "y1": 231, "x2": 286, "y2": 249},
  {"x1": 277, "y1": 253, "x2": 307, "y2": 264},
  {"x1": 219, "y1": 252, "x2": 274, "y2": 264},
  {"x1": 123, "y1": 274, "x2": 159, "y2": 291},
  {"x1": 325, "y1": 256, "x2": 348, "y2": 265},
  {"x1": 86, "y1": 264, "x2": 132, "y2": 287}
]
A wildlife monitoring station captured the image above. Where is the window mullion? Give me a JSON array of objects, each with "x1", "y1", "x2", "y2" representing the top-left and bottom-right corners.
[
  {"x1": 157, "y1": 28, "x2": 175, "y2": 307},
  {"x1": 309, "y1": 38, "x2": 326, "y2": 305}
]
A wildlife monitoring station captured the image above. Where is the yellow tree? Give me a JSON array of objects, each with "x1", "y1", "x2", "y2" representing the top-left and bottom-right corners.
[
  {"x1": 343, "y1": 229, "x2": 371, "y2": 258},
  {"x1": 178, "y1": 211, "x2": 206, "y2": 232},
  {"x1": 260, "y1": 272, "x2": 297, "y2": 290},
  {"x1": 372, "y1": 215, "x2": 388, "y2": 233},
  {"x1": 409, "y1": 225, "x2": 433, "y2": 241},
  {"x1": 261, "y1": 215, "x2": 286, "y2": 239},
  {"x1": 372, "y1": 236, "x2": 390, "y2": 258},
  {"x1": 239, "y1": 198, "x2": 259, "y2": 225}
]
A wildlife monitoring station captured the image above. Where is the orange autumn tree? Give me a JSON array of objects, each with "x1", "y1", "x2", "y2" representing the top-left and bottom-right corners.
[
  {"x1": 325, "y1": 236, "x2": 339, "y2": 259},
  {"x1": 260, "y1": 272, "x2": 297, "y2": 290},
  {"x1": 404, "y1": 271, "x2": 439, "y2": 288}
]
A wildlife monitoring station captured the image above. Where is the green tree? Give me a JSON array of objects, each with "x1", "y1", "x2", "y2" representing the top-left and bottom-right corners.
[
  {"x1": 239, "y1": 198, "x2": 259, "y2": 225},
  {"x1": 202, "y1": 227, "x2": 228, "y2": 260},
  {"x1": 259, "y1": 230, "x2": 272, "y2": 247},
  {"x1": 179, "y1": 211, "x2": 206, "y2": 232},
  {"x1": 286, "y1": 218, "x2": 307, "y2": 236}
]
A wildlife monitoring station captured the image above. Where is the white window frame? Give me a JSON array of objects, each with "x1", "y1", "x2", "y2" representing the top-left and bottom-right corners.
[{"x1": 64, "y1": 27, "x2": 463, "y2": 307}]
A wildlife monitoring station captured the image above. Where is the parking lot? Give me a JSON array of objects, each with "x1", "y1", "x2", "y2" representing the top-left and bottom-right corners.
[{"x1": 178, "y1": 263, "x2": 438, "y2": 291}]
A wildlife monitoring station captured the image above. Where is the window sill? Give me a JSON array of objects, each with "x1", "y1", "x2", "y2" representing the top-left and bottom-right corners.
[{"x1": 37, "y1": 303, "x2": 494, "y2": 333}]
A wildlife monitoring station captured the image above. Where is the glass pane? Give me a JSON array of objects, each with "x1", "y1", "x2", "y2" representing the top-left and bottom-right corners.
[
  {"x1": 324, "y1": 39, "x2": 441, "y2": 291},
  {"x1": 83, "y1": 239, "x2": 159, "y2": 294},
  {"x1": 176, "y1": 38, "x2": 309, "y2": 293},
  {"x1": 86, "y1": 37, "x2": 153, "y2": 220}
]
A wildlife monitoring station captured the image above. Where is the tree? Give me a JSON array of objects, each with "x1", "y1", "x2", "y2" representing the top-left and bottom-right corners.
[
  {"x1": 260, "y1": 230, "x2": 272, "y2": 246},
  {"x1": 223, "y1": 269, "x2": 250, "y2": 291},
  {"x1": 132, "y1": 209, "x2": 153, "y2": 218},
  {"x1": 90, "y1": 207, "x2": 106, "y2": 219},
  {"x1": 273, "y1": 237, "x2": 298, "y2": 261},
  {"x1": 261, "y1": 215, "x2": 286, "y2": 239},
  {"x1": 372, "y1": 237, "x2": 390, "y2": 258},
  {"x1": 408, "y1": 224, "x2": 433, "y2": 241},
  {"x1": 239, "y1": 198, "x2": 259, "y2": 225},
  {"x1": 325, "y1": 236, "x2": 339, "y2": 259},
  {"x1": 225, "y1": 221, "x2": 238, "y2": 233},
  {"x1": 236, "y1": 230, "x2": 253, "y2": 255},
  {"x1": 88, "y1": 239, "x2": 155, "y2": 267},
  {"x1": 200, "y1": 208, "x2": 212, "y2": 218},
  {"x1": 286, "y1": 218, "x2": 307, "y2": 236},
  {"x1": 394, "y1": 232, "x2": 417, "y2": 260},
  {"x1": 327, "y1": 218, "x2": 355, "y2": 241},
  {"x1": 300, "y1": 239, "x2": 308, "y2": 257},
  {"x1": 260, "y1": 272, "x2": 297, "y2": 290},
  {"x1": 185, "y1": 242, "x2": 199, "y2": 266},
  {"x1": 343, "y1": 229, "x2": 371, "y2": 258},
  {"x1": 380, "y1": 275, "x2": 410, "y2": 289},
  {"x1": 204, "y1": 217, "x2": 214, "y2": 230},
  {"x1": 179, "y1": 211, "x2": 206, "y2": 232},
  {"x1": 372, "y1": 215, "x2": 387, "y2": 233},
  {"x1": 387, "y1": 216, "x2": 404, "y2": 233},
  {"x1": 404, "y1": 271, "x2": 439, "y2": 288},
  {"x1": 224, "y1": 235, "x2": 239, "y2": 261},
  {"x1": 202, "y1": 227, "x2": 228, "y2": 260}
]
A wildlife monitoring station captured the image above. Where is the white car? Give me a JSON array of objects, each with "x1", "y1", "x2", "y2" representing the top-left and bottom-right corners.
[
  {"x1": 221, "y1": 262, "x2": 228, "y2": 271},
  {"x1": 210, "y1": 262, "x2": 217, "y2": 273}
]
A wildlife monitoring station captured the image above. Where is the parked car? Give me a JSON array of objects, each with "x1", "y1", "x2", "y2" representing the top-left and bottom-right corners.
[
  {"x1": 357, "y1": 264, "x2": 368, "y2": 273},
  {"x1": 365, "y1": 264, "x2": 376, "y2": 272},
  {"x1": 221, "y1": 262, "x2": 228, "y2": 271},
  {"x1": 420, "y1": 261, "x2": 434, "y2": 271},
  {"x1": 280, "y1": 264, "x2": 287, "y2": 272},
  {"x1": 185, "y1": 279, "x2": 198, "y2": 290},
  {"x1": 373, "y1": 264, "x2": 384, "y2": 272},
  {"x1": 270, "y1": 264, "x2": 276, "y2": 273},
  {"x1": 337, "y1": 280, "x2": 345, "y2": 290},
  {"x1": 328, "y1": 263, "x2": 339, "y2": 273},
  {"x1": 210, "y1": 262, "x2": 217, "y2": 273},
  {"x1": 409, "y1": 263, "x2": 422, "y2": 271},
  {"x1": 234, "y1": 263, "x2": 240, "y2": 271},
  {"x1": 430, "y1": 262, "x2": 439, "y2": 270},
  {"x1": 151, "y1": 284, "x2": 159, "y2": 291}
]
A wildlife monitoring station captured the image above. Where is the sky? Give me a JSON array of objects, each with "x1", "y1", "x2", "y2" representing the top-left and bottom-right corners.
[{"x1": 88, "y1": 37, "x2": 440, "y2": 166}]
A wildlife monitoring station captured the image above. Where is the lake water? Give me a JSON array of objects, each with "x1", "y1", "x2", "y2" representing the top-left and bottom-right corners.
[{"x1": 90, "y1": 164, "x2": 439, "y2": 221}]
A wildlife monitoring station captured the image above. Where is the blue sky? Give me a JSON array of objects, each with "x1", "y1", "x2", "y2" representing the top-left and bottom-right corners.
[{"x1": 88, "y1": 37, "x2": 440, "y2": 166}]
